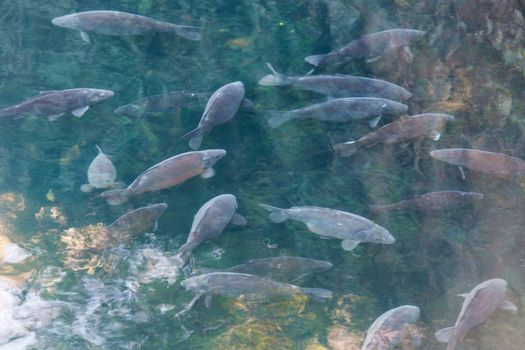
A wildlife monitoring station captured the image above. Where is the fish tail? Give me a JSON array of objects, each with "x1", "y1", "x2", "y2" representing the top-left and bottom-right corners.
[
  {"x1": 259, "y1": 204, "x2": 288, "y2": 223},
  {"x1": 258, "y1": 63, "x2": 290, "y2": 86},
  {"x1": 181, "y1": 127, "x2": 204, "y2": 150},
  {"x1": 173, "y1": 25, "x2": 202, "y2": 41},
  {"x1": 100, "y1": 188, "x2": 129, "y2": 205},
  {"x1": 302, "y1": 287, "x2": 333, "y2": 300},
  {"x1": 369, "y1": 204, "x2": 388, "y2": 215},
  {"x1": 174, "y1": 242, "x2": 194, "y2": 267},
  {"x1": 333, "y1": 141, "x2": 361, "y2": 157},
  {"x1": 304, "y1": 54, "x2": 325, "y2": 67},
  {"x1": 435, "y1": 326, "x2": 458, "y2": 350},
  {"x1": 267, "y1": 110, "x2": 293, "y2": 128},
  {"x1": 95, "y1": 144, "x2": 103, "y2": 154}
]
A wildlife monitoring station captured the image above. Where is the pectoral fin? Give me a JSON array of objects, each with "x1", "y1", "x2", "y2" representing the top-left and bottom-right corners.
[
  {"x1": 369, "y1": 116, "x2": 381, "y2": 128},
  {"x1": 305, "y1": 222, "x2": 327, "y2": 235},
  {"x1": 72, "y1": 106, "x2": 89, "y2": 118},
  {"x1": 39, "y1": 90, "x2": 58, "y2": 95},
  {"x1": 47, "y1": 113, "x2": 64, "y2": 121},
  {"x1": 80, "y1": 31, "x2": 91, "y2": 43},
  {"x1": 230, "y1": 213, "x2": 247, "y2": 226},
  {"x1": 366, "y1": 55, "x2": 382, "y2": 63},
  {"x1": 151, "y1": 219, "x2": 158, "y2": 232},
  {"x1": 457, "y1": 293, "x2": 469, "y2": 298},
  {"x1": 429, "y1": 130, "x2": 441, "y2": 141},
  {"x1": 341, "y1": 239, "x2": 359, "y2": 251},
  {"x1": 500, "y1": 300, "x2": 518, "y2": 314},
  {"x1": 458, "y1": 166, "x2": 466, "y2": 180},
  {"x1": 204, "y1": 295, "x2": 213, "y2": 308},
  {"x1": 200, "y1": 167, "x2": 215, "y2": 179}
]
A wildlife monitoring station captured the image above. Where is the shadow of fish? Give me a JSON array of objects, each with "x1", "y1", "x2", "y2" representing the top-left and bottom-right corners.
[{"x1": 52, "y1": 11, "x2": 201, "y2": 43}]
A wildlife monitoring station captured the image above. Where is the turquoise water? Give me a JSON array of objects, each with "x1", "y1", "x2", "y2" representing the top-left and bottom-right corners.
[{"x1": 0, "y1": 1, "x2": 524, "y2": 349}]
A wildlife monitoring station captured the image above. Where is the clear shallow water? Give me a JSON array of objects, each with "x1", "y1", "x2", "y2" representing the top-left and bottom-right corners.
[{"x1": 0, "y1": 0, "x2": 525, "y2": 349}]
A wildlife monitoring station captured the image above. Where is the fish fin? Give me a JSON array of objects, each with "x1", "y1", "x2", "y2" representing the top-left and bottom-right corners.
[
  {"x1": 304, "y1": 54, "x2": 324, "y2": 67},
  {"x1": 435, "y1": 326, "x2": 457, "y2": 343},
  {"x1": 80, "y1": 184, "x2": 93, "y2": 193},
  {"x1": 242, "y1": 98, "x2": 255, "y2": 109},
  {"x1": 302, "y1": 287, "x2": 333, "y2": 300},
  {"x1": 458, "y1": 166, "x2": 466, "y2": 180},
  {"x1": 341, "y1": 240, "x2": 359, "y2": 251},
  {"x1": 71, "y1": 105, "x2": 89, "y2": 118},
  {"x1": 152, "y1": 219, "x2": 158, "y2": 232},
  {"x1": 230, "y1": 212, "x2": 247, "y2": 226},
  {"x1": 204, "y1": 295, "x2": 213, "y2": 308},
  {"x1": 369, "y1": 116, "x2": 381, "y2": 128},
  {"x1": 174, "y1": 243, "x2": 193, "y2": 268},
  {"x1": 258, "y1": 63, "x2": 289, "y2": 86},
  {"x1": 200, "y1": 167, "x2": 215, "y2": 179},
  {"x1": 259, "y1": 204, "x2": 287, "y2": 223},
  {"x1": 305, "y1": 223, "x2": 327, "y2": 235},
  {"x1": 39, "y1": 90, "x2": 58, "y2": 95},
  {"x1": 500, "y1": 300, "x2": 518, "y2": 314},
  {"x1": 47, "y1": 113, "x2": 64, "y2": 121},
  {"x1": 366, "y1": 55, "x2": 382, "y2": 63},
  {"x1": 402, "y1": 46, "x2": 414, "y2": 62},
  {"x1": 429, "y1": 130, "x2": 441, "y2": 141},
  {"x1": 333, "y1": 141, "x2": 360, "y2": 157},
  {"x1": 173, "y1": 25, "x2": 202, "y2": 41},
  {"x1": 457, "y1": 293, "x2": 469, "y2": 298},
  {"x1": 80, "y1": 31, "x2": 91, "y2": 43},
  {"x1": 267, "y1": 110, "x2": 292, "y2": 128},
  {"x1": 100, "y1": 189, "x2": 129, "y2": 205},
  {"x1": 111, "y1": 181, "x2": 126, "y2": 190},
  {"x1": 181, "y1": 127, "x2": 204, "y2": 150},
  {"x1": 318, "y1": 235, "x2": 334, "y2": 240},
  {"x1": 369, "y1": 204, "x2": 387, "y2": 215},
  {"x1": 95, "y1": 144, "x2": 103, "y2": 154}
]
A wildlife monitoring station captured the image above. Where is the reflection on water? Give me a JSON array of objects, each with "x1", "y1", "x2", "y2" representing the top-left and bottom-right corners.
[{"x1": 0, "y1": 0, "x2": 525, "y2": 349}]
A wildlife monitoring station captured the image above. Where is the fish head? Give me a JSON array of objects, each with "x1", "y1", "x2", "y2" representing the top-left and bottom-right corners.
[
  {"x1": 465, "y1": 192, "x2": 484, "y2": 201},
  {"x1": 114, "y1": 104, "x2": 143, "y2": 117},
  {"x1": 368, "y1": 224, "x2": 396, "y2": 245},
  {"x1": 86, "y1": 89, "x2": 114, "y2": 103},
  {"x1": 51, "y1": 14, "x2": 81, "y2": 30},
  {"x1": 226, "y1": 81, "x2": 245, "y2": 95},
  {"x1": 397, "y1": 305, "x2": 421, "y2": 323},
  {"x1": 382, "y1": 101, "x2": 409, "y2": 116},
  {"x1": 202, "y1": 149, "x2": 227, "y2": 168},
  {"x1": 147, "y1": 203, "x2": 168, "y2": 218},
  {"x1": 180, "y1": 275, "x2": 207, "y2": 293},
  {"x1": 309, "y1": 259, "x2": 333, "y2": 273}
]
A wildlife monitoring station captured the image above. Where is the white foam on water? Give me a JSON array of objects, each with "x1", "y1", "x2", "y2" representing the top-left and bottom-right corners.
[
  {"x1": 1, "y1": 243, "x2": 31, "y2": 264},
  {"x1": 132, "y1": 247, "x2": 180, "y2": 284}
]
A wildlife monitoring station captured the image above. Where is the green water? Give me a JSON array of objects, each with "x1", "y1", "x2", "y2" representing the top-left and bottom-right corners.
[{"x1": 1, "y1": 0, "x2": 525, "y2": 349}]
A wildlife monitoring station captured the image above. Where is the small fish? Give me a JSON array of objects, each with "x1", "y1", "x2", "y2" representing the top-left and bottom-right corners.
[
  {"x1": 100, "y1": 149, "x2": 226, "y2": 205},
  {"x1": 430, "y1": 148, "x2": 525, "y2": 179},
  {"x1": 107, "y1": 203, "x2": 167, "y2": 245},
  {"x1": 46, "y1": 190, "x2": 56, "y2": 202},
  {"x1": 0, "y1": 88, "x2": 113, "y2": 121},
  {"x1": 182, "y1": 82, "x2": 245, "y2": 150},
  {"x1": 362, "y1": 305, "x2": 421, "y2": 350},
  {"x1": 259, "y1": 63, "x2": 412, "y2": 100},
  {"x1": 369, "y1": 191, "x2": 484, "y2": 215},
  {"x1": 114, "y1": 91, "x2": 210, "y2": 117},
  {"x1": 80, "y1": 145, "x2": 119, "y2": 193},
  {"x1": 435, "y1": 278, "x2": 517, "y2": 350},
  {"x1": 259, "y1": 205, "x2": 395, "y2": 251},
  {"x1": 334, "y1": 113, "x2": 454, "y2": 157},
  {"x1": 225, "y1": 256, "x2": 333, "y2": 283},
  {"x1": 51, "y1": 11, "x2": 201, "y2": 43},
  {"x1": 267, "y1": 97, "x2": 408, "y2": 128},
  {"x1": 175, "y1": 194, "x2": 247, "y2": 267},
  {"x1": 305, "y1": 29, "x2": 425, "y2": 67},
  {"x1": 181, "y1": 272, "x2": 333, "y2": 308}
]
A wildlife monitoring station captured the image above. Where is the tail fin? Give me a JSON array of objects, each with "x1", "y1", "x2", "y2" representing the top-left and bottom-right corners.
[
  {"x1": 174, "y1": 242, "x2": 194, "y2": 268},
  {"x1": 302, "y1": 287, "x2": 333, "y2": 300},
  {"x1": 259, "y1": 204, "x2": 287, "y2": 223},
  {"x1": 181, "y1": 127, "x2": 204, "y2": 150},
  {"x1": 267, "y1": 110, "x2": 292, "y2": 128},
  {"x1": 333, "y1": 141, "x2": 361, "y2": 157},
  {"x1": 173, "y1": 25, "x2": 202, "y2": 41},
  {"x1": 100, "y1": 189, "x2": 129, "y2": 205},
  {"x1": 258, "y1": 63, "x2": 290, "y2": 86},
  {"x1": 435, "y1": 326, "x2": 459, "y2": 350},
  {"x1": 369, "y1": 204, "x2": 387, "y2": 215},
  {"x1": 304, "y1": 54, "x2": 325, "y2": 67}
]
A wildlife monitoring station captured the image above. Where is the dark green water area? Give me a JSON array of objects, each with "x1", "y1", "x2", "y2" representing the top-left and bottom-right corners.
[{"x1": 0, "y1": 0, "x2": 525, "y2": 349}]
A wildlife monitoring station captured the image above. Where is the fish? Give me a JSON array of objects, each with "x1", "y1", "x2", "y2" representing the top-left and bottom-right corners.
[
  {"x1": 259, "y1": 205, "x2": 395, "y2": 251},
  {"x1": 107, "y1": 203, "x2": 167, "y2": 245},
  {"x1": 266, "y1": 97, "x2": 408, "y2": 129},
  {"x1": 334, "y1": 113, "x2": 454, "y2": 157},
  {"x1": 174, "y1": 194, "x2": 247, "y2": 267},
  {"x1": 225, "y1": 256, "x2": 333, "y2": 283},
  {"x1": 305, "y1": 29, "x2": 425, "y2": 67},
  {"x1": 181, "y1": 272, "x2": 333, "y2": 308},
  {"x1": 113, "y1": 91, "x2": 210, "y2": 117},
  {"x1": 100, "y1": 149, "x2": 226, "y2": 205},
  {"x1": 0, "y1": 88, "x2": 114, "y2": 121},
  {"x1": 435, "y1": 278, "x2": 518, "y2": 350},
  {"x1": 259, "y1": 63, "x2": 412, "y2": 101},
  {"x1": 361, "y1": 305, "x2": 421, "y2": 350},
  {"x1": 51, "y1": 11, "x2": 201, "y2": 43},
  {"x1": 369, "y1": 191, "x2": 484, "y2": 215},
  {"x1": 80, "y1": 145, "x2": 119, "y2": 193},
  {"x1": 430, "y1": 148, "x2": 525, "y2": 179},
  {"x1": 182, "y1": 82, "x2": 245, "y2": 150}
]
